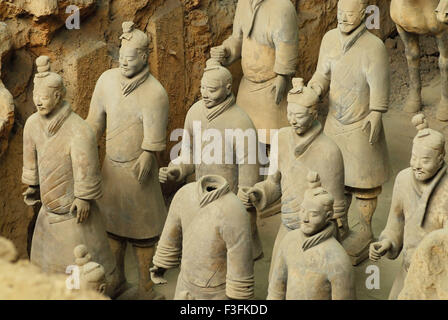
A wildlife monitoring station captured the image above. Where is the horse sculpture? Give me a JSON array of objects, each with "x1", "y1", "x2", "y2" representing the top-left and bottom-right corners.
[{"x1": 391, "y1": 0, "x2": 448, "y2": 120}]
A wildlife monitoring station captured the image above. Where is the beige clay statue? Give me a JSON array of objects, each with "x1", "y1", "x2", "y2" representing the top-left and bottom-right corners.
[
  {"x1": 370, "y1": 114, "x2": 448, "y2": 299},
  {"x1": 151, "y1": 175, "x2": 254, "y2": 300},
  {"x1": 390, "y1": 0, "x2": 448, "y2": 120},
  {"x1": 240, "y1": 78, "x2": 346, "y2": 279},
  {"x1": 74, "y1": 245, "x2": 107, "y2": 295},
  {"x1": 87, "y1": 22, "x2": 169, "y2": 299},
  {"x1": 268, "y1": 172, "x2": 355, "y2": 300},
  {"x1": 0, "y1": 22, "x2": 14, "y2": 158},
  {"x1": 210, "y1": 0, "x2": 299, "y2": 144},
  {"x1": 308, "y1": 0, "x2": 391, "y2": 265},
  {"x1": 22, "y1": 56, "x2": 118, "y2": 296},
  {"x1": 159, "y1": 58, "x2": 263, "y2": 260}
]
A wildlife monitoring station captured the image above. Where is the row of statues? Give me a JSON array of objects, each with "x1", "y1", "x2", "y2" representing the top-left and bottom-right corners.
[{"x1": 12, "y1": 0, "x2": 448, "y2": 300}]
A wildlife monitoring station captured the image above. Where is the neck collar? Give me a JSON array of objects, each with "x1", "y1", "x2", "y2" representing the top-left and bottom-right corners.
[
  {"x1": 292, "y1": 120, "x2": 323, "y2": 158},
  {"x1": 301, "y1": 223, "x2": 335, "y2": 251},
  {"x1": 39, "y1": 101, "x2": 72, "y2": 137},
  {"x1": 339, "y1": 22, "x2": 367, "y2": 54},
  {"x1": 120, "y1": 65, "x2": 150, "y2": 97},
  {"x1": 197, "y1": 175, "x2": 231, "y2": 208},
  {"x1": 203, "y1": 93, "x2": 235, "y2": 122}
]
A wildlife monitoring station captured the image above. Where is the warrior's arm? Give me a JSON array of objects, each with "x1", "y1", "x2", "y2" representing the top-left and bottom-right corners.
[
  {"x1": 86, "y1": 77, "x2": 107, "y2": 143},
  {"x1": 308, "y1": 33, "x2": 331, "y2": 98},
  {"x1": 220, "y1": 2, "x2": 243, "y2": 66},
  {"x1": 153, "y1": 198, "x2": 183, "y2": 270},
  {"x1": 169, "y1": 111, "x2": 195, "y2": 181},
  {"x1": 235, "y1": 128, "x2": 261, "y2": 190},
  {"x1": 142, "y1": 89, "x2": 169, "y2": 153},
  {"x1": 329, "y1": 266, "x2": 356, "y2": 300},
  {"x1": 71, "y1": 126, "x2": 102, "y2": 201},
  {"x1": 272, "y1": 3, "x2": 299, "y2": 77},
  {"x1": 22, "y1": 120, "x2": 39, "y2": 186},
  {"x1": 379, "y1": 177, "x2": 405, "y2": 259},
  {"x1": 366, "y1": 42, "x2": 390, "y2": 113},
  {"x1": 0, "y1": 84, "x2": 14, "y2": 133},
  {"x1": 223, "y1": 205, "x2": 255, "y2": 300},
  {"x1": 267, "y1": 244, "x2": 287, "y2": 300},
  {"x1": 252, "y1": 170, "x2": 282, "y2": 211}
]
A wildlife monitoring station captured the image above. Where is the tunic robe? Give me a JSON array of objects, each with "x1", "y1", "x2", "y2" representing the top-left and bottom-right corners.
[
  {"x1": 252, "y1": 121, "x2": 346, "y2": 278},
  {"x1": 379, "y1": 164, "x2": 448, "y2": 299},
  {"x1": 268, "y1": 224, "x2": 355, "y2": 300},
  {"x1": 309, "y1": 24, "x2": 391, "y2": 189},
  {"x1": 87, "y1": 67, "x2": 169, "y2": 240},
  {"x1": 153, "y1": 175, "x2": 255, "y2": 300},
  {"x1": 22, "y1": 102, "x2": 116, "y2": 280},
  {"x1": 221, "y1": 0, "x2": 299, "y2": 143}
]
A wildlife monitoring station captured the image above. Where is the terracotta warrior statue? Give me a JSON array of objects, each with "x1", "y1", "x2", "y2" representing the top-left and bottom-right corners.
[
  {"x1": 370, "y1": 114, "x2": 448, "y2": 300},
  {"x1": 0, "y1": 22, "x2": 14, "y2": 158},
  {"x1": 210, "y1": 0, "x2": 299, "y2": 145},
  {"x1": 268, "y1": 172, "x2": 355, "y2": 300},
  {"x1": 240, "y1": 78, "x2": 346, "y2": 279},
  {"x1": 22, "y1": 56, "x2": 117, "y2": 296},
  {"x1": 151, "y1": 175, "x2": 254, "y2": 300},
  {"x1": 87, "y1": 22, "x2": 169, "y2": 299},
  {"x1": 74, "y1": 245, "x2": 107, "y2": 295},
  {"x1": 159, "y1": 58, "x2": 262, "y2": 260},
  {"x1": 391, "y1": 0, "x2": 448, "y2": 120},
  {"x1": 308, "y1": 0, "x2": 391, "y2": 265}
]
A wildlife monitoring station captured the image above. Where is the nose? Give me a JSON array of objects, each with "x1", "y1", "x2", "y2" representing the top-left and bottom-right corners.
[
  {"x1": 435, "y1": 3, "x2": 448, "y2": 24},
  {"x1": 120, "y1": 57, "x2": 128, "y2": 66}
]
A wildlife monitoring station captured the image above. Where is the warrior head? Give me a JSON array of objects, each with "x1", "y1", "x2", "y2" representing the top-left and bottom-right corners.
[
  {"x1": 298, "y1": 171, "x2": 334, "y2": 236},
  {"x1": 119, "y1": 21, "x2": 150, "y2": 78},
  {"x1": 436, "y1": 0, "x2": 448, "y2": 25},
  {"x1": 411, "y1": 114, "x2": 446, "y2": 182},
  {"x1": 200, "y1": 58, "x2": 233, "y2": 109},
  {"x1": 33, "y1": 56, "x2": 66, "y2": 117},
  {"x1": 337, "y1": 0, "x2": 368, "y2": 34},
  {"x1": 287, "y1": 78, "x2": 319, "y2": 135},
  {"x1": 74, "y1": 245, "x2": 107, "y2": 295}
]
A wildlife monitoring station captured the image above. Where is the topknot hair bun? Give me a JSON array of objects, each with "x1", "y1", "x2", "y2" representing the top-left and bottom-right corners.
[
  {"x1": 36, "y1": 56, "x2": 51, "y2": 74},
  {"x1": 412, "y1": 113, "x2": 429, "y2": 132},
  {"x1": 307, "y1": 171, "x2": 321, "y2": 189}
]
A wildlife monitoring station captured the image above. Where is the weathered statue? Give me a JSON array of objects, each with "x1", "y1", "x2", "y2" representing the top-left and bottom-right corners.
[
  {"x1": 0, "y1": 22, "x2": 14, "y2": 158},
  {"x1": 390, "y1": 0, "x2": 448, "y2": 120},
  {"x1": 240, "y1": 78, "x2": 346, "y2": 279},
  {"x1": 87, "y1": 22, "x2": 169, "y2": 299},
  {"x1": 370, "y1": 114, "x2": 448, "y2": 300},
  {"x1": 151, "y1": 175, "x2": 255, "y2": 300},
  {"x1": 22, "y1": 56, "x2": 117, "y2": 296},
  {"x1": 210, "y1": 0, "x2": 299, "y2": 144},
  {"x1": 74, "y1": 245, "x2": 107, "y2": 295},
  {"x1": 399, "y1": 228, "x2": 448, "y2": 300},
  {"x1": 308, "y1": 0, "x2": 391, "y2": 265},
  {"x1": 159, "y1": 58, "x2": 262, "y2": 259},
  {"x1": 268, "y1": 172, "x2": 355, "y2": 300}
]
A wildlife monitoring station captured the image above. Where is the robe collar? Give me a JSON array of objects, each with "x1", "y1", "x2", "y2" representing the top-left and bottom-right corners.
[
  {"x1": 203, "y1": 93, "x2": 235, "y2": 122},
  {"x1": 38, "y1": 101, "x2": 72, "y2": 137},
  {"x1": 411, "y1": 163, "x2": 447, "y2": 226},
  {"x1": 301, "y1": 223, "x2": 335, "y2": 252},
  {"x1": 120, "y1": 65, "x2": 150, "y2": 97},
  {"x1": 197, "y1": 175, "x2": 231, "y2": 208},
  {"x1": 338, "y1": 22, "x2": 367, "y2": 54},
  {"x1": 247, "y1": 0, "x2": 264, "y2": 38},
  {"x1": 291, "y1": 120, "x2": 323, "y2": 158}
]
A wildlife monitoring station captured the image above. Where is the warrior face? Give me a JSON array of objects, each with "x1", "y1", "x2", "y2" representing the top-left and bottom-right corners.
[
  {"x1": 436, "y1": 0, "x2": 448, "y2": 25},
  {"x1": 200, "y1": 70, "x2": 232, "y2": 109},
  {"x1": 411, "y1": 143, "x2": 444, "y2": 182},
  {"x1": 119, "y1": 46, "x2": 147, "y2": 78},
  {"x1": 33, "y1": 84, "x2": 62, "y2": 117},
  {"x1": 299, "y1": 198, "x2": 331, "y2": 237},
  {"x1": 337, "y1": 0, "x2": 366, "y2": 34},
  {"x1": 287, "y1": 103, "x2": 317, "y2": 135}
]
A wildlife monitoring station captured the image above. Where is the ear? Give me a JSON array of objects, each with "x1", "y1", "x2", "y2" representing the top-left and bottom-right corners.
[
  {"x1": 226, "y1": 83, "x2": 232, "y2": 94},
  {"x1": 360, "y1": 8, "x2": 367, "y2": 20},
  {"x1": 98, "y1": 283, "x2": 106, "y2": 294}
]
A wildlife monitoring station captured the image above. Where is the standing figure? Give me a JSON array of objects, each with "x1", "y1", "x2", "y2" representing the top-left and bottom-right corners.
[
  {"x1": 268, "y1": 172, "x2": 355, "y2": 300},
  {"x1": 308, "y1": 0, "x2": 391, "y2": 265},
  {"x1": 240, "y1": 78, "x2": 346, "y2": 279},
  {"x1": 370, "y1": 114, "x2": 448, "y2": 299},
  {"x1": 87, "y1": 22, "x2": 169, "y2": 299},
  {"x1": 210, "y1": 0, "x2": 299, "y2": 145},
  {"x1": 22, "y1": 56, "x2": 117, "y2": 296},
  {"x1": 159, "y1": 59, "x2": 262, "y2": 259},
  {"x1": 151, "y1": 175, "x2": 254, "y2": 300},
  {"x1": 391, "y1": 0, "x2": 448, "y2": 120}
]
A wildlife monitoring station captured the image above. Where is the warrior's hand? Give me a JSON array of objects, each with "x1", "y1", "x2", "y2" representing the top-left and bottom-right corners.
[
  {"x1": 150, "y1": 265, "x2": 168, "y2": 285},
  {"x1": 369, "y1": 239, "x2": 392, "y2": 262},
  {"x1": 132, "y1": 151, "x2": 153, "y2": 184},
  {"x1": 71, "y1": 198, "x2": 91, "y2": 224},
  {"x1": 23, "y1": 186, "x2": 41, "y2": 206},
  {"x1": 238, "y1": 187, "x2": 262, "y2": 209},
  {"x1": 159, "y1": 166, "x2": 181, "y2": 184},
  {"x1": 362, "y1": 111, "x2": 383, "y2": 145},
  {"x1": 210, "y1": 46, "x2": 229, "y2": 63},
  {"x1": 272, "y1": 74, "x2": 288, "y2": 105}
]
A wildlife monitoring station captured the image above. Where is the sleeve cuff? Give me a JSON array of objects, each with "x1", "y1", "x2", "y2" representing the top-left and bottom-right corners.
[
  {"x1": 22, "y1": 168, "x2": 39, "y2": 186},
  {"x1": 141, "y1": 141, "x2": 166, "y2": 152}
]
